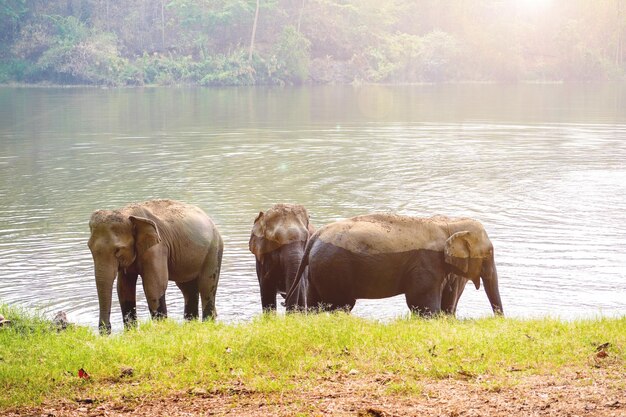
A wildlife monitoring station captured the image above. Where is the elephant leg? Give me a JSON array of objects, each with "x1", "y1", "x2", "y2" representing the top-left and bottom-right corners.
[
  {"x1": 199, "y1": 243, "x2": 221, "y2": 321},
  {"x1": 176, "y1": 279, "x2": 199, "y2": 320},
  {"x1": 260, "y1": 281, "x2": 278, "y2": 312},
  {"x1": 261, "y1": 269, "x2": 278, "y2": 312},
  {"x1": 305, "y1": 279, "x2": 325, "y2": 312},
  {"x1": 406, "y1": 294, "x2": 440, "y2": 316},
  {"x1": 404, "y1": 271, "x2": 443, "y2": 317},
  {"x1": 305, "y1": 277, "x2": 355, "y2": 313},
  {"x1": 257, "y1": 259, "x2": 278, "y2": 312},
  {"x1": 441, "y1": 274, "x2": 467, "y2": 315},
  {"x1": 117, "y1": 270, "x2": 138, "y2": 328}
]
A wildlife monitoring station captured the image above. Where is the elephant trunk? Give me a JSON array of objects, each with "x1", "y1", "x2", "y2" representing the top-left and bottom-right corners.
[
  {"x1": 94, "y1": 259, "x2": 117, "y2": 334},
  {"x1": 283, "y1": 243, "x2": 306, "y2": 311},
  {"x1": 286, "y1": 238, "x2": 313, "y2": 311},
  {"x1": 284, "y1": 246, "x2": 303, "y2": 291},
  {"x1": 285, "y1": 275, "x2": 306, "y2": 311},
  {"x1": 482, "y1": 255, "x2": 503, "y2": 315}
]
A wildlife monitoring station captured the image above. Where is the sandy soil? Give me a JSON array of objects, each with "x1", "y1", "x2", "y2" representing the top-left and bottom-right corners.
[{"x1": 6, "y1": 367, "x2": 625, "y2": 417}]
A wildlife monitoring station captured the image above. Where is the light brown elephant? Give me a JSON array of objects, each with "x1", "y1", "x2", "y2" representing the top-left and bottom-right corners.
[
  {"x1": 249, "y1": 204, "x2": 314, "y2": 311},
  {"x1": 286, "y1": 214, "x2": 503, "y2": 316},
  {"x1": 88, "y1": 200, "x2": 223, "y2": 334}
]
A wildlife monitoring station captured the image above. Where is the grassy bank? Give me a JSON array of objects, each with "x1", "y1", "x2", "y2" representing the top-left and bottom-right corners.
[{"x1": 0, "y1": 304, "x2": 624, "y2": 410}]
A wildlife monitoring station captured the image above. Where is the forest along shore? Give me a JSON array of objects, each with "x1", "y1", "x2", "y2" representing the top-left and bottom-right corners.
[
  {"x1": 1, "y1": 1, "x2": 624, "y2": 86},
  {"x1": 1, "y1": 306, "x2": 624, "y2": 416}
]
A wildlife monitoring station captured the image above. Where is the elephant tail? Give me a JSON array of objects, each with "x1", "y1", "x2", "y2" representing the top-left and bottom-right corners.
[{"x1": 285, "y1": 233, "x2": 315, "y2": 307}]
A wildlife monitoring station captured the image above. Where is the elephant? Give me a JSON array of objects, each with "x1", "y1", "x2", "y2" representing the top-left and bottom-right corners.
[
  {"x1": 88, "y1": 199, "x2": 223, "y2": 334},
  {"x1": 285, "y1": 214, "x2": 503, "y2": 316},
  {"x1": 249, "y1": 203, "x2": 314, "y2": 312}
]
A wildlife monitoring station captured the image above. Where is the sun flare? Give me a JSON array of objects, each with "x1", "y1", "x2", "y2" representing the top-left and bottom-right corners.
[{"x1": 517, "y1": 0, "x2": 552, "y2": 13}]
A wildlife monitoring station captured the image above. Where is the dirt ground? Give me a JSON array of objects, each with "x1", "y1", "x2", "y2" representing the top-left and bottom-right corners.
[{"x1": 6, "y1": 368, "x2": 625, "y2": 417}]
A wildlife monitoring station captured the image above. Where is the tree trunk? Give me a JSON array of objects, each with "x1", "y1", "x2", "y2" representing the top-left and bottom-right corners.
[
  {"x1": 297, "y1": 0, "x2": 305, "y2": 33},
  {"x1": 161, "y1": 0, "x2": 165, "y2": 51},
  {"x1": 249, "y1": 0, "x2": 260, "y2": 61},
  {"x1": 617, "y1": 0, "x2": 624, "y2": 66},
  {"x1": 105, "y1": 0, "x2": 110, "y2": 31}
]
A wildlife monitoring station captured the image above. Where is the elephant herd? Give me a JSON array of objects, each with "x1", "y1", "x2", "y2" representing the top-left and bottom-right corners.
[{"x1": 88, "y1": 200, "x2": 503, "y2": 334}]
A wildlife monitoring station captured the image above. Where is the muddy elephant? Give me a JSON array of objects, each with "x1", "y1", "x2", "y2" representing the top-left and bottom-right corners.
[
  {"x1": 286, "y1": 214, "x2": 503, "y2": 316},
  {"x1": 249, "y1": 204, "x2": 314, "y2": 311},
  {"x1": 88, "y1": 200, "x2": 223, "y2": 334}
]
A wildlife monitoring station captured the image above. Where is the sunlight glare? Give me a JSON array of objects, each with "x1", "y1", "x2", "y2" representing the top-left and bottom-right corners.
[{"x1": 517, "y1": 0, "x2": 552, "y2": 13}]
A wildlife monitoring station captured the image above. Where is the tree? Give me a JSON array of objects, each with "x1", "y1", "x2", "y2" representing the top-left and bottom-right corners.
[
  {"x1": 415, "y1": 30, "x2": 459, "y2": 82},
  {"x1": 2, "y1": 0, "x2": 625, "y2": 85},
  {"x1": 249, "y1": 0, "x2": 259, "y2": 61},
  {"x1": 0, "y1": 0, "x2": 29, "y2": 48},
  {"x1": 272, "y1": 25, "x2": 311, "y2": 83}
]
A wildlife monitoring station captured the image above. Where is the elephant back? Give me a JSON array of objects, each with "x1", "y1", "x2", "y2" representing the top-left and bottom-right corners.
[{"x1": 316, "y1": 214, "x2": 484, "y2": 256}]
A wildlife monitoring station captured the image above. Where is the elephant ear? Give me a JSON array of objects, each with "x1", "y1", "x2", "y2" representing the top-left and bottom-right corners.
[
  {"x1": 445, "y1": 231, "x2": 469, "y2": 273},
  {"x1": 249, "y1": 211, "x2": 268, "y2": 263},
  {"x1": 129, "y1": 216, "x2": 162, "y2": 254},
  {"x1": 444, "y1": 231, "x2": 481, "y2": 289}
]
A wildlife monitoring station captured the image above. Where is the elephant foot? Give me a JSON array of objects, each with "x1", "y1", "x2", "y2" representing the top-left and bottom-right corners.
[
  {"x1": 183, "y1": 296, "x2": 199, "y2": 320},
  {"x1": 123, "y1": 318, "x2": 138, "y2": 330},
  {"x1": 262, "y1": 304, "x2": 278, "y2": 313},
  {"x1": 183, "y1": 311, "x2": 199, "y2": 321},
  {"x1": 409, "y1": 306, "x2": 441, "y2": 318},
  {"x1": 99, "y1": 322, "x2": 112, "y2": 335},
  {"x1": 202, "y1": 304, "x2": 216, "y2": 321},
  {"x1": 121, "y1": 302, "x2": 137, "y2": 329}
]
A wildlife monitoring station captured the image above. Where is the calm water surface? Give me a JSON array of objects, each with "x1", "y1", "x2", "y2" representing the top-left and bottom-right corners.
[{"x1": 1, "y1": 84, "x2": 625, "y2": 331}]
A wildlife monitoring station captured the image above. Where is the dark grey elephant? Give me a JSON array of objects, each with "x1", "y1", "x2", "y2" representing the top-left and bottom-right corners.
[
  {"x1": 286, "y1": 214, "x2": 503, "y2": 316},
  {"x1": 249, "y1": 203, "x2": 314, "y2": 312},
  {"x1": 88, "y1": 200, "x2": 223, "y2": 334}
]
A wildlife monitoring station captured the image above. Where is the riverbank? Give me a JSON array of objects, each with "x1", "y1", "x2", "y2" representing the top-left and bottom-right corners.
[{"x1": 1, "y1": 306, "x2": 624, "y2": 416}]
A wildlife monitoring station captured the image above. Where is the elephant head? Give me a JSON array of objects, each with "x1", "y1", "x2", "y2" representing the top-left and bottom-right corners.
[
  {"x1": 88, "y1": 209, "x2": 161, "y2": 334},
  {"x1": 249, "y1": 204, "x2": 313, "y2": 263},
  {"x1": 249, "y1": 204, "x2": 314, "y2": 311},
  {"x1": 443, "y1": 228, "x2": 503, "y2": 315}
]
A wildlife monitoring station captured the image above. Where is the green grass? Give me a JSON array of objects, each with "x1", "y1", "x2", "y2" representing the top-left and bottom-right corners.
[{"x1": 1, "y1": 304, "x2": 624, "y2": 409}]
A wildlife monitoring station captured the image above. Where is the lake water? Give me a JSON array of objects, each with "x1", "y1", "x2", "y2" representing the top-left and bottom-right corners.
[{"x1": 1, "y1": 84, "x2": 625, "y2": 331}]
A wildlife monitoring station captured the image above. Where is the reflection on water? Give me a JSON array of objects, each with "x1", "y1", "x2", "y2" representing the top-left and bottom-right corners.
[{"x1": 1, "y1": 85, "x2": 625, "y2": 331}]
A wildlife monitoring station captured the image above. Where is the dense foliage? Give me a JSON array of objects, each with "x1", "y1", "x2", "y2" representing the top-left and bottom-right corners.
[{"x1": 1, "y1": 0, "x2": 625, "y2": 85}]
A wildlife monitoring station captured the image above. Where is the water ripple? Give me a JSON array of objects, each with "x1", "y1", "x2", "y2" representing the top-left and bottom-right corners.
[{"x1": 2, "y1": 88, "x2": 626, "y2": 329}]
